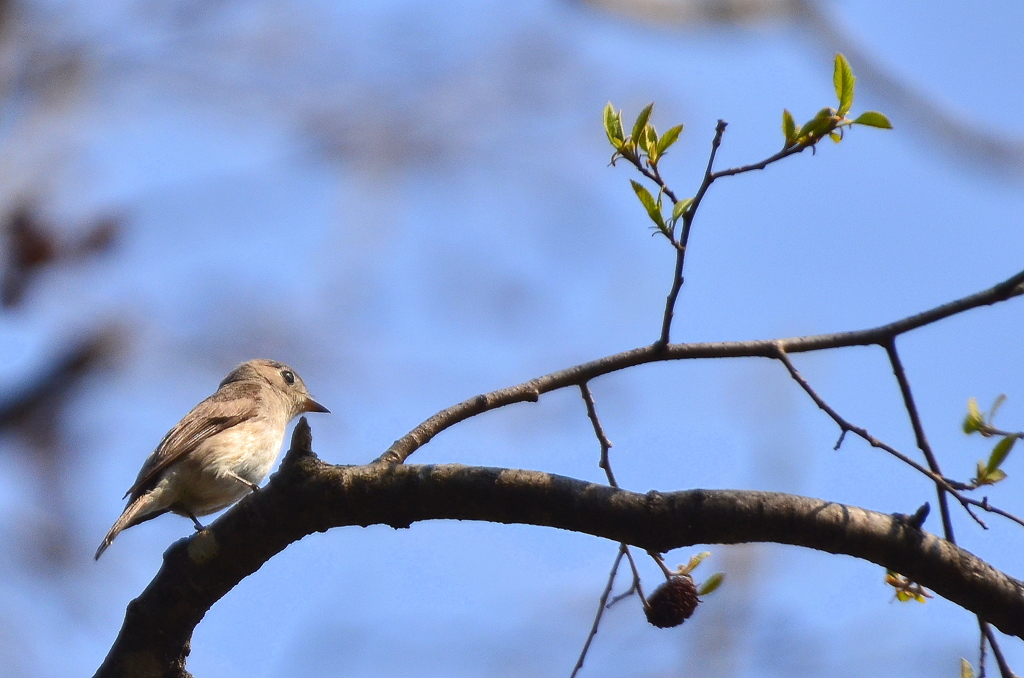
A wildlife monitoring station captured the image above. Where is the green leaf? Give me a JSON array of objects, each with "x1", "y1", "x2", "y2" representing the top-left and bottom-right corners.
[
  {"x1": 829, "y1": 131, "x2": 842, "y2": 143},
  {"x1": 975, "y1": 459, "x2": 1007, "y2": 485},
  {"x1": 697, "y1": 572, "x2": 725, "y2": 596},
  {"x1": 833, "y1": 53, "x2": 856, "y2": 116},
  {"x1": 782, "y1": 109, "x2": 798, "y2": 145},
  {"x1": 960, "y1": 658, "x2": 975, "y2": 678},
  {"x1": 990, "y1": 393, "x2": 1007, "y2": 420},
  {"x1": 603, "y1": 103, "x2": 618, "y2": 144},
  {"x1": 852, "y1": 111, "x2": 892, "y2": 129},
  {"x1": 657, "y1": 124, "x2": 683, "y2": 155},
  {"x1": 646, "y1": 123, "x2": 659, "y2": 146},
  {"x1": 630, "y1": 180, "x2": 665, "y2": 230},
  {"x1": 682, "y1": 551, "x2": 711, "y2": 574},
  {"x1": 637, "y1": 127, "x2": 650, "y2": 153},
  {"x1": 632, "y1": 102, "x2": 654, "y2": 145},
  {"x1": 672, "y1": 197, "x2": 694, "y2": 221},
  {"x1": 630, "y1": 179, "x2": 657, "y2": 212},
  {"x1": 963, "y1": 397, "x2": 985, "y2": 434},
  {"x1": 603, "y1": 102, "x2": 626, "y2": 145},
  {"x1": 986, "y1": 434, "x2": 1018, "y2": 473},
  {"x1": 644, "y1": 124, "x2": 658, "y2": 160},
  {"x1": 969, "y1": 397, "x2": 982, "y2": 417},
  {"x1": 800, "y1": 107, "x2": 837, "y2": 140},
  {"x1": 982, "y1": 468, "x2": 1008, "y2": 485}
]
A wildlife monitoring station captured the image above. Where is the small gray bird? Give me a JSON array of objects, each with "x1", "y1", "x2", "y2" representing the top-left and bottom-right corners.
[{"x1": 95, "y1": 359, "x2": 329, "y2": 560}]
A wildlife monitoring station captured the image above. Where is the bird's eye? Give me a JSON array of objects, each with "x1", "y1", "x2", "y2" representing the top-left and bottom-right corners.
[{"x1": 281, "y1": 370, "x2": 295, "y2": 385}]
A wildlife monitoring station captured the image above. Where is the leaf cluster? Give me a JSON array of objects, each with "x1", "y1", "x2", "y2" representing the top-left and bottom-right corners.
[
  {"x1": 885, "y1": 570, "x2": 933, "y2": 603},
  {"x1": 604, "y1": 102, "x2": 687, "y2": 241},
  {"x1": 604, "y1": 101, "x2": 684, "y2": 169},
  {"x1": 964, "y1": 395, "x2": 1021, "y2": 486},
  {"x1": 780, "y1": 54, "x2": 892, "y2": 151},
  {"x1": 604, "y1": 54, "x2": 892, "y2": 248}
]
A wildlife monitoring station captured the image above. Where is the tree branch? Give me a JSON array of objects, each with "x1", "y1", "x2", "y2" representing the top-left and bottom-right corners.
[
  {"x1": 570, "y1": 545, "x2": 626, "y2": 678},
  {"x1": 95, "y1": 420, "x2": 1024, "y2": 678},
  {"x1": 377, "y1": 267, "x2": 1024, "y2": 464},
  {"x1": 654, "y1": 119, "x2": 729, "y2": 346},
  {"x1": 771, "y1": 346, "x2": 1017, "y2": 529},
  {"x1": 883, "y1": 339, "x2": 956, "y2": 540}
]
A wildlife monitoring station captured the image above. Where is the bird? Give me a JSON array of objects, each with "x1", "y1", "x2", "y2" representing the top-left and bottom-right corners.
[{"x1": 95, "y1": 359, "x2": 329, "y2": 560}]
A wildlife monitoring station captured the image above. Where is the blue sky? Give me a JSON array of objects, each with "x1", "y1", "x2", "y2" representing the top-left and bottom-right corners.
[{"x1": 0, "y1": 1, "x2": 1022, "y2": 676}]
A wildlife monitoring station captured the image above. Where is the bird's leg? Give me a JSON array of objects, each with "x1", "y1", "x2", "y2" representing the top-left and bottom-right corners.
[
  {"x1": 227, "y1": 471, "x2": 261, "y2": 493},
  {"x1": 187, "y1": 512, "x2": 206, "y2": 532}
]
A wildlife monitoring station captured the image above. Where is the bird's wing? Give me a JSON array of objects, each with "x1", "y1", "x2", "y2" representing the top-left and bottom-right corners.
[{"x1": 124, "y1": 384, "x2": 261, "y2": 499}]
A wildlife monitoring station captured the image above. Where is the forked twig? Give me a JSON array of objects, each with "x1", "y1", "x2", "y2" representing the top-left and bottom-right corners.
[
  {"x1": 569, "y1": 546, "x2": 626, "y2": 678},
  {"x1": 772, "y1": 345, "x2": 1024, "y2": 530},
  {"x1": 572, "y1": 383, "x2": 651, "y2": 677}
]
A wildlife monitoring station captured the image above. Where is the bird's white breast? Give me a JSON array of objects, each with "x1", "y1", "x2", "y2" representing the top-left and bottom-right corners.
[{"x1": 167, "y1": 416, "x2": 287, "y2": 515}]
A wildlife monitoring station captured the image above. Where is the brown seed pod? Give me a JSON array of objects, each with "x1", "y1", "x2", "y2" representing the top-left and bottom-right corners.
[{"x1": 645, "y1": 575, "x2": 700, "y2": 628}]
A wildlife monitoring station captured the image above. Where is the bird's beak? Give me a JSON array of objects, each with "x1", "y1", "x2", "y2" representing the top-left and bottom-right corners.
[{"x1": 303, "y1": 396, "x2": 331, "y2": 414}]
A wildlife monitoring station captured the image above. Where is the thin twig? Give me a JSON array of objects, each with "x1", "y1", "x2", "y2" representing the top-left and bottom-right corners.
[
  {"x1": 979, "y1": 618, "x2": 989, "y2": 678},
  {"x1": 978, "y1": 428, "x2": 1022, "y2": 440},
  {"x1": 622, "y1": 546, "x2": 647, "y2": 606},
  {"x1": 376, "y1": 267, "x2": 1024, "y2": 466},
  {"x1": 656, "y1": 248, "x2": 687, "y2": 347},
  {"x1": 576, "y1": 383, "x2": 652, "y2": 671},
  {"x1": 570, "y1": 545, "x2": 626, "y2": 678},
  {"x1": 772, "y1": 345, "x2": 955, "y2": 485},
  {"x1": 883, "y1": 339, "x2": 955, "y2": 542},
  {"x1": 771, "y1": 345, "x2": 1009, "y2": 530},
  {"x1": 962, "y1": 503, "x2": 989, "y2": 530},
  {"x1": 656, "y1": 120, "x2": 729, "y2": 346},
  {"x1": 962, "y1": 498, "x2": 1024, "y2": 529},
  {"x1": 629, "y1": 160, "x2": 680, "y2": 207},
  {"x1": 709, "y1": 143, "x2": 807, "y2": 179},
  {"x1": 580, "y1": 383, "x2": 617, "y2": 488},
  {"x1": 604, "y1": 554, "x2": 648, "y2": 611},
  {"x1": 606, "y1": 580, "x2": 638, "y2": 608},
  {"x1": 650, "y1": 551, "x2": 675, "y2": 579},
  {"x1": 981, "y1": 619, "x2": 1015, "y2": 678}
]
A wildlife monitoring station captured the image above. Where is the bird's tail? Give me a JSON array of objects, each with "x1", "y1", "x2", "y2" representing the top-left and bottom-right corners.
[{"x1": 95, "y1": 494, "x2": 160, "y2": 560}]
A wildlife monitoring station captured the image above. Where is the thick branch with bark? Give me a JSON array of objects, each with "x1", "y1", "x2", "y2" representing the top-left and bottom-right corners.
[{"x1": 94, "y1": 420, "x2": 1024, "y2": 678}]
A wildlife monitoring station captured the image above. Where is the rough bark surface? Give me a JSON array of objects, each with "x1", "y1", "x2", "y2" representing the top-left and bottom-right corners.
[{"x1": 93, "y1": 420, "x2": 1024, "y2": 678}]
